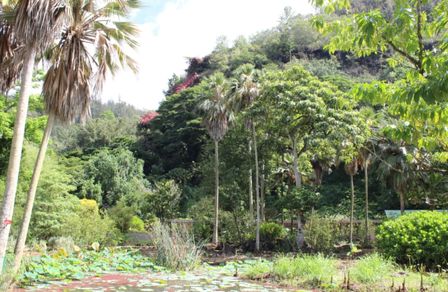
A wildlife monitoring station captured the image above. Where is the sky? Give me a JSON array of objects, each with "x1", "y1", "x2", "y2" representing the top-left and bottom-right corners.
[{"x1": 101, "y1": 0, "x2": 315, "y2": 110}]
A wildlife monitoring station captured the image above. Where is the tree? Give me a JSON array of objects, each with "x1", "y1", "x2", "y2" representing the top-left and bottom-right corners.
[
  {"x1": 13, "y1": 0, "x2": 139, "y2": 273},
  {"x1": 344, "y1": 159, "x2": 358, "y2": 245},
  {"x1": 199, "y1": 72, "x2": 233, "y2": 246},
  {"x1": 230, "y1": 64, "x2": 262, "y2": 250},
  {"x1": 312, "y1": 0, "x2": 448, "y2": 160},
  {"x1": 0, "y1": 0, "x2": 64, "y2": 273}
]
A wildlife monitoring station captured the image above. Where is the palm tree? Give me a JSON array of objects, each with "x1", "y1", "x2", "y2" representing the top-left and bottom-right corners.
[
  {"x1": 13, "y1": 0, "x2": 139, "y2": 273},
  {"x1": 344, "y1": 159, "x2": 358, "y2": 245},
  {"x1": 199, "y1": 72, "x2": 232, "y2": 246},
  {"x1": 0, "y1": 0, "x2": 65, "y2": 273},
  {"x1": 230, "y1": 64, "x2": 261, "y2": 250},
  {"x1": 376, "y1": 143, "x2": 412, "y2": 215},
  {"x1": 359, "y1": 145, "x2": 372, "y2": 244}
]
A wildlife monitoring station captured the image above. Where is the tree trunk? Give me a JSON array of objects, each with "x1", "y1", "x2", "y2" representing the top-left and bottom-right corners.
[
  {"x1": 260, "y1": 162, "x2": 265, "y2": 222},
  {"x1": 13, "y1": 114, "x2": 55, "y2": 274},
  {"x1": 248, "y1": 140, "x2": 254, "y2": 217},
  {"x1": 349, "y1": 174, "x2": 355, "y2": 245},
  {"x1": 212, "y1": 140, "x2": 219, "y2": 246},
  {"x1": 0, "y1": 49, "x2": 36, "y2": 273},
  {"x1": 253, "y1": 124, "x2": 260, "y2": 251},
  {"x1": 364, "y1": 161, "x2": 369, "y2": 245},
  {"x1": 399, "y1": 191, "x2": 405, "y2": 215},
  {"x1": 296, "y1": 211, "x2": 304, "y2": 249},
  {"x1": 291, "y1": 136, "x2": 302, "y2": 188}
]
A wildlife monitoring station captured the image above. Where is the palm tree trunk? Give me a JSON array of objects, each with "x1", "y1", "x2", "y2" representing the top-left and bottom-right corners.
[
  {"x1": 291, "y1": 136, "x2": 302, "y2": 188},
  {"x1": 212, "y1": 139, "x2": 219, "y2": 246},
  {"x1": 350, "y1": 174, "x2": 355, "y2": 245},
  {"x1": 253, "y1": 124, "x2": 260, "y2": 251},
  {"x1": 13, "y1": 114, "x2": 55, "y2": 274},
  {"x1": 248, "y1": 140, "x2": 254, "y2": 217},
  {"x1": 364, "y1": 161, "x2": 369, "y2": 245},
  {"x1": 0, "y1": 49, "x2": 36, "y2": 273},
  {"x1": 260, "y1": 162, "x2": 265, "y2": 222},
  {"x1": 399, "y1": 191, "x2": 405, "y2": 215}
]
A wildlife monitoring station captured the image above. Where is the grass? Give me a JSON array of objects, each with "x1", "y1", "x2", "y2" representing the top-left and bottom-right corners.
[
  {"x1": 244, "y1": 260, "x2": 272, "y2": 279},
  {"x1": 241, "y1": 254, "x2": 448, "y2": 291},
  {"x1": 152, "y1": 223, "x2": 202, "y2": 271},
  {"x1": 349, "y1": 253, "x2": 395, "y2": 284},
  {"x1": 272, "y1": 254, "x2": 337, "y2": 287}
]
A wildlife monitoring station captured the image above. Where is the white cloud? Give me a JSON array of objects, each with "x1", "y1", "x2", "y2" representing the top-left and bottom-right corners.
[{"x1": 102, "y1": 0, "x2": 315, "y2": 110}]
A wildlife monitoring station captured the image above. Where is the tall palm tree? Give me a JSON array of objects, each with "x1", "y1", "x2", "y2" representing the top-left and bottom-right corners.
[
  {"x1": 199, "y1": 72, "x2": 232, "y2": 246},
  {"x1": 359, "y1": 145, "x2": 372, "y2": 244},
  {"x1": 230, "y1": 64, "x2": 262, "y2": 249},
  {"x1": 376, "y1": 143, "x2": 412, "y2": 214},
  {"x1": 13, "y1": 0, "x2": 139, "y2": 273},
  {"x1": 345, "y1": 159, "x2": 358, "y2": 245},
  {"x1": 0, "y1": 0, "x2": 65, "y2": 273}
]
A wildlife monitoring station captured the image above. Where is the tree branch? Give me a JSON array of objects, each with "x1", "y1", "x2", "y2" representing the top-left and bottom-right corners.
[{"x1": 384, "y1": 38, "x2": 422, "y2": 72}]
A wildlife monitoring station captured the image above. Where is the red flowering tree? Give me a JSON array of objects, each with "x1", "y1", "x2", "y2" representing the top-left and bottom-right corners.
[{"x1": 140, "y1": 111, "x2": 159, "y2": 126}]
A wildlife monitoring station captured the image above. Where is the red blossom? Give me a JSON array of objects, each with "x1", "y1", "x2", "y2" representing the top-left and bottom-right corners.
[
  {"x1": 174, "y1": 73, "x2": 199, "y2": 93},
  {"x1": 140, "y1": 111, "x2": 159, "y2": 125}
]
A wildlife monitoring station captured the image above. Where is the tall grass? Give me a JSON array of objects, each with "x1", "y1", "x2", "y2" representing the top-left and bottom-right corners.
[
  {"x1": 350, "y1": 253, "x2": 395, "y2": 284},
  {"x1": 272, "y1": 254, "x2": 337, "y2": 287},
  {"x1": 244, "y1": 260, "x2": 272, "y2": 279},
  {"x1": 151, "y1": 223, "x2": 201, "y2": 271}
]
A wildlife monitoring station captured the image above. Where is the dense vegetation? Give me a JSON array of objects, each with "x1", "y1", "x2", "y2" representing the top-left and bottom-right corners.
[{"x1": 0, "y1": 0, "x2": 447, "y2": 290}]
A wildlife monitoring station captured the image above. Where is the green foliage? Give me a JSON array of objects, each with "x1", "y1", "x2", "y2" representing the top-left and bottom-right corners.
[
  {"x1": 18, "y1": 249, "x2": 159, "y2": 286},
  {"x1": 303, "y1": 213, "x2": 339, "y2": 253},
  {"x1": 136, "y1": 86, "x2": 207, "y2": 182},
  {"x1": 377, "y1": 211, "x2": 448, "y2": 268},
  {"x1": 243, "y1": 260, "x2": 272, "y2": 279},
  {"x1": 350, "y1": 253, "x2": 395, "y2": 284},
  {"x1": 129, "y1": 216, "x2": 145, "y2": 232},
  {"x1": 60, "y1": 199, "x2": 121, "y2": 246},
  {"x1": 79, "y1": 147, "x2": 147, "y2": 207},
  {"x1": 109, "y1": 200, "x2": 136, "y2": 233},
  {"x1": 259, "y1": 222, "x2": 287, "y2": 243},
  {"x1": 272, "y1": 254, "x2": 337, "y2": 287},
  {"x1": 138, "y1": 180, "x2": 181, "y2": 221}
]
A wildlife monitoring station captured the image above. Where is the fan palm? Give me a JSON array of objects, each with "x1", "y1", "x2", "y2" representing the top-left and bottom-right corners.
[
  {"x1": 12, "y1": 0, "x2": 139, "y2": 273},
  {"x1": 0, "y1": 0, "x2": 65, "y2": 273},
  {"x1": 199, "y1": 72, "x2": 232, "y2": 246},
  {"x1": 344, "y1": 158, "x2": 358, "y2": 245},
  {"x1": 230, "y1": 64, "x2": 262, "y2": 250}
]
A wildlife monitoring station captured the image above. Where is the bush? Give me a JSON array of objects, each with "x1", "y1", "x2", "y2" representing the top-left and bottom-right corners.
[
  {"x1": 303, "y1": 213, "x2": 375, "y2": 253},
  {"x1": 377, "y1": 211, "x2": 448, "y2": 268},
  {"x1": 350, "y1": 253, "x2": 395, "y2": 284},
  {"x1": 259, "y1": 222, "x2": 288, "y2": 250},
  {"x1": 47, "y1": 237, "x2": 77, "y2": 254},
  {"x1": 61, "y1": 199, "x2": 121, "y2": 246},
  {"x1": 129, "y1": 216, "x2": 145, "y2": 232}
]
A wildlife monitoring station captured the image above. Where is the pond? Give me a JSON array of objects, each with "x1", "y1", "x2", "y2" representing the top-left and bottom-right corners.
[{"x1": 20, "y1": 266, "x2": 299, "y2": 292}]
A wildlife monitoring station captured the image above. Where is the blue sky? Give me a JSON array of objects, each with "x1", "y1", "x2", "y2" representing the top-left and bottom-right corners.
[{"x1": 102, "y1": 0, "x2": 315, "y2": 110}]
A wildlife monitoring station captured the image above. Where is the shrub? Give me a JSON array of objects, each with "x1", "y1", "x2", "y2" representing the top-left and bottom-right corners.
[
  {"x1": 109, "y1": 201, "x2": 136, "y2": 233},
  {"x1": 61, "y1": 199, "x2": 121, "y2": 246},
  {"x1": 377, "y1": 211, "x2": 448, "y2": 268},
  {"x1": 129, "y1": 216, "x2": 145, "y2": 232},
  {"x1": 259, "y1": 222, "x2": 288, "y2": 250},
  {"x1": 350, "y1": 253, "x2": 395, "y2": 284},
  {"x1": 47, "y1": 237, "x2": 77, "y2": 254},
  {"x1": 152, "y1": 223, "x2": 201, "y2": 270},
  {"x1": 303, "y1": 214, "x2": 338, "y2": 253},
  {"x1": 303, "y1": 213, "x2": 375, "y2": 253},
  {"x1": 272, "y1": 254, "x2": 337, "y2": 287}
]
